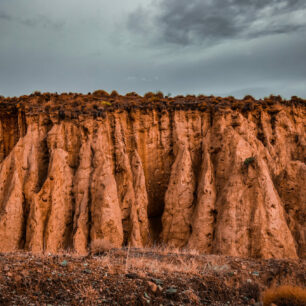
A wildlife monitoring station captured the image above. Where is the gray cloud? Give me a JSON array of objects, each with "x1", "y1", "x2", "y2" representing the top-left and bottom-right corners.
[
  {"x1": 0, "y1": 0, "x2": 305, "y2": 99},
  {"x1": 21, "y1": 15, "x2": 65, "y2": 30},
  {"x1": 128, "y1": 0, "x2": 306, "y2": 45},
  {"x1": 0, "y1": 10, "x2": 64, "y2": 30},
  {"x1": 0, "y1": 11, "x2": 12, "y2": 21}
]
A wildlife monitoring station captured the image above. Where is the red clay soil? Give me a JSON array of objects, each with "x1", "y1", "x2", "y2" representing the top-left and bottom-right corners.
[{"x1": 0, "y1": 249, "x2": 305, "y2": 305}]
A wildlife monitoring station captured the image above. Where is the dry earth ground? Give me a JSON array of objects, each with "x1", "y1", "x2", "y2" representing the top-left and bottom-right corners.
[{"x1": 0, "y1": 247, "x2": 305, "y2": 305}]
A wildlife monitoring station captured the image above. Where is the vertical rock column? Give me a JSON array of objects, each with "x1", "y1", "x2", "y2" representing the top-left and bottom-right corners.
[
  {"x1": 90, "y1": 123, "x2": 123, "y2": 247},
  {"x1": 188, "y1": 131, "x2": 216, "y2": 252},
  {"x1": 161, "y1": 111, "x2": 196, "y2": 247},
  {"x1": 26, "y1": 123, "x2": 75, "y2": 253},
  {"x1": 72, "y1": 139, "x2": 93, "y2": 254},
  {"x1": 113, "y1": 117, "x2": 149, "y2": 247}
]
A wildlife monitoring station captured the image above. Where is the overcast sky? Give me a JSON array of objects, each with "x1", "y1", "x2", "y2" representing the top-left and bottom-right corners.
[{"x1": 0, "y1": 0, "x2": 305, "y2": 98}]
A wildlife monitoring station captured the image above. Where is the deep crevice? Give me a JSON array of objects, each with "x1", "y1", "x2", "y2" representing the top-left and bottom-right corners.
[
  {"x1": 36, "y1": 136, "x2": 50, "y2": 193},
  {"x1": 148, "y1": 201, "x2": 164, "y2": 244},
  {"x1": 86, "y1": 145, "x2": 95, "y2": 250},
  {"x1": 19, "y1": 192, "x2": 29, "y2": 249}
]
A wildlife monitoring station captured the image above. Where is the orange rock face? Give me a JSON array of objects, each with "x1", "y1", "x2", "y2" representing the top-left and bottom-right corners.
[{"x1": 0, "y1": 94, "x2": 305, "y2": 258}]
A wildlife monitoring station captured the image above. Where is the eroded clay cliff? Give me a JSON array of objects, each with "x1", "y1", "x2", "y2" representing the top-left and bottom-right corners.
[{"x1": 0, "y1": 93, "x2": 305, "y2": 258}]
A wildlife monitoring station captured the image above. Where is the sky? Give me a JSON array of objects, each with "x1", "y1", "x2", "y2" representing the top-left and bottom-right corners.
[{"x1": 0, "y1": 0, "x2": 305, "y2": 98}]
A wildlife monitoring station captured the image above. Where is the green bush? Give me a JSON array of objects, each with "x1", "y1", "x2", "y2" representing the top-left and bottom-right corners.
[{"x1": 244, "y1": 157, "x2": 255, "y2": 166}]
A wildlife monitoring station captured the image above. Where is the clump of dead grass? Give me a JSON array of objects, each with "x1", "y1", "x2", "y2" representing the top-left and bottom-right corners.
[
  {"x1": 90, "y1": 239, "x2": 114, "y2": 255},
  {"x1": 125, "y1": 256, "x2": 201, "y2": 275},
  {"x1": 262, "y1": 285, "x2": 306, "y2": 306},
  {"x1": 145, "y1": 244, "x2": 200, "y2": 256},
  {"x1": 76, "y1": 284, "x2": 99, "y2": 304}
]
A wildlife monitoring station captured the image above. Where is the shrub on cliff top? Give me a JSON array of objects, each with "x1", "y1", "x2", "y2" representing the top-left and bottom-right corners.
[
  {"x1": 110, "y1": 90, "x2": 119, "y2": 97},
  {"x1": 155, "y1": 91, "x2": 164, "y2": 99},
  {"x1": 243, "y1": 95, "x2": 255, "y2": 101},
  {"x1": 262, "y1": 285, "x2": 306, "y2": 306},
  {"x1": 148, "y1": 96, "x2": 161, "y2": 102},
  {"x1": 144, "y1": 92, "x2": 155, "y2": 99},
  {"x1": 93, "y1": 90, "x2": 109, "y2": 97},
  {"x1": 126, "y1": 92, "x2": 139, "y2": 97}
]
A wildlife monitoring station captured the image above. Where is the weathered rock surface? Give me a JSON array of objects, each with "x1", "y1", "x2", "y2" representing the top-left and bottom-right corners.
[{"x1": 0, "y1": 94, "x2": 305, "y2": 258}]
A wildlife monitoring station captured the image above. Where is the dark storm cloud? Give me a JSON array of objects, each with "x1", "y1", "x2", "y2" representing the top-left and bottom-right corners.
[
  {"x1": 0, "y1": 0, "x2": 305, "y2": 98},
  {"x1": 128, "y1": 0, "x2": 306, "y2": 45}
]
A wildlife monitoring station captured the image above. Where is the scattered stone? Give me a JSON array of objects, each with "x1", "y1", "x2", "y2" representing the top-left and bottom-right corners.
[
  {"x1": 83, "y1": 269, "x2": 91, "y2": 274},
  {"x1": 14, "y1": 275, "x2": 22, "y2": 282},
  {"x1": 137, "y1": 271, "x2": 146, "y2": 278},
  {"x1": 213, "y1": 264, "x2": 230, "y2": 272},
  {"x1": 3, "y1": 265, "x2": 9, "y2": 272},
  {"x1": 182, "y1": 289, "x2": 200, "y2": 303},
  {"x1": 21, "y1": 270, "x2": 29, "y2": 277},
  {"x1": 152, "y1": 278, "x2": 163, "y2": 285},
  {"x1": 147, "y1": 281, "x2": 158, "y2": 293},
  {"x1": 60, "y1": 260, "x2": 68, "y2": 267},
  {"x1": 125, "y1": 273, "x2": 138, "y2": 279},
  {"x1": 165, "y1": 287, "x2": 177, "y2": 295},
  {"x1": 0, "y1": 249, "x2": 303, "y2": 305}
]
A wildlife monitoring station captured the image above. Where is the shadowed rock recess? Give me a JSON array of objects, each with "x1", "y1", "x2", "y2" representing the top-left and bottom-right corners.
[{"x1": 0, "y1": 93, "x2": 305, "y2": 258}]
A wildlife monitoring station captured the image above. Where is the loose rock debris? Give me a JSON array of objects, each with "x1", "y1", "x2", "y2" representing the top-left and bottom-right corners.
[{"x1": 0, "y1": 249, "x2": 305, "y2": 305}]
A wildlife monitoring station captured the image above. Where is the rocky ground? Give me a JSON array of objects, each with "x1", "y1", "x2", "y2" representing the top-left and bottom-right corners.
[{"x1": 0, "y1": 248, "x2": 305, "y2": 305}]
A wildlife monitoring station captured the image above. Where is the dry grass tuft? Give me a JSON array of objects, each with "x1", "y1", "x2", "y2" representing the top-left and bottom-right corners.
[
  {"x1": 146, "y1": 244, "x2": 200, "y2": 256},
  {"x1": 125, "y1": 255, "x2": 201, "y2": 275},
  {"x1": 76, "y1": 284, "x2": 99, "y2": 304},
  {"x1": 90, "y1": 239, "x2": 114, "y2": 255},
  {"x1": 262, "y1": 285, "x2": 306, "y2": 306}
]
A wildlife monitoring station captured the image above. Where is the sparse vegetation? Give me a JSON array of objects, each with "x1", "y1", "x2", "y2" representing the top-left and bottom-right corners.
[
  {"x1": 125, "y1": 92, "x2": 139, "y2": 97},
  {"x1": 155, "y1": 91, "x2": 164, "y2": 99},
  {"x1": 144, "y1": 91, "x2": 155, "y2": 99},
  {"x1": 262, "y1": 285, "x2": 306, "y2": 306},
  {"x1": 243, "y1": 94, "x2": 255, "y2": 101},
  {"x1": 110, "y1": 90, "x2": 119, "y2": 97},
  {"x1": 100, "y1": 100, "x2": 112, "y2": 106},
  {"x1": 244, "y1": 156, "x2": 255, "y2": 166},
  {"x1": 90, "y1": 239, "x2": 114, "y2": 255},
  {"x1": 93, "y1": 90, "x2": 109, "y2": 97},
  {"x1": 32, "y1": 91, "x2": 41, "y2": 96},
  {"x1": 0, "y1": 249, "x2": 304, "y2": 304},
  {"x1": 148, "y1": 96, "x2": 161, "y2": 102}
]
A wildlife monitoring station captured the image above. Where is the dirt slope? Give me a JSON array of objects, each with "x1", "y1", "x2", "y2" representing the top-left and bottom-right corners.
[
  {"x1": 0, "y1": 248, "x2": 305, "y2": 305},
  {"x1": 0, "y1": 92, "x2": 305, "y2": 258}
]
